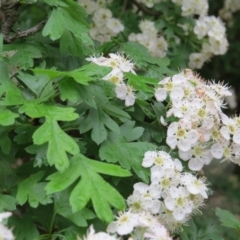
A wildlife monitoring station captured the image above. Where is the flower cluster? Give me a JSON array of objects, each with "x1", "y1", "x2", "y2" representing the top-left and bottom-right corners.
[
  {"x1": 171, "y1": 0, "x2": 208, "y2": 16},
  {"x1": 128, "y1": 20, "x2": 168, "y2": 58},
  {"x1": 78, "y1": 0, "x2": 124, "y2": 44},
  {"x1": 219, "y1": 0, "x2": 240, "y2": 23},
  {"x1": 0, "y1": 212, "x2": 14, "y2": 240},
  {"x1": 155, "y1": 69, "x2": 240, "y2": 170},
  {"x1": 86, "y1": 53, "x2": 136, "y2": 106},
  {"x1": 189, "y1": 16, "x2": 228, "y2": 69},
  {"x1": 102, "y1": 150, "x2": 208, "y2": 237}
]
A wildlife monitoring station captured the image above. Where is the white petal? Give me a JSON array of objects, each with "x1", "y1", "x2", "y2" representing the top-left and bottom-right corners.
[
  {"x1": 211, "y1": 143, "x2": 223, "y2": 159},
  {"x1": 172, "y1": 74, "x2": 187, "y2": 84},
  {"x1": 220, "y1": 126, "x2": 230, "y2": 140},
  {"x1": 166, "y1": 136, "x2": 178, "y2": 149},
  {"x1": 164, "y1": 197, "x2": 175, "y2": 211},
  {"x1": 186, "y1": 130, "x2": 199, "y2": 144},
  {"x1": 155, "y1": 88, "x2": 167, "y2": 102},
  {"x1": 115, "y1": 84, "x2": 127, "y2": 100},
  {"x1": 160, "y1": 116, "x2": 168, "y2": 126},
  {"x1": 167, "y1": 122, "x2": 178, "y2": 136},
  {"x1": 134, "y1": 182, "x2": 149, "y2": 194},
  {"x1": 233, "y1": 130, "x2": 240, "y2": 144},
  {"x1": 178, "y1": 139, "x2": 192, "y2": 152},
  {"x1": 173, "y1": 209, "x2": 186, "y2": 221},
  {"x1": 125, "y1": 94, "x2": 135, "y2": 106},
  {"x1": 170, "y1": 87, "x2": 184, "y2": 100},
  {"x1": 179, "y1": 149, "x2": 192, "y2": 160},
  {"x1": 188, "y1": 158, "x2": 204, "y2": 171}
]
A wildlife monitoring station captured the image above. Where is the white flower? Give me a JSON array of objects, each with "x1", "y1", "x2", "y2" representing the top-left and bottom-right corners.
[
  {"x1": 0, "y1": 212, "x2": 14, "y2": 240},
  {"x1": 144, "y1": 221, "x2": 172, "y2": 240},
  {"x1": 102, "y1": 68, "x2": 124, "y2": 85},
  {"x1": 107, "y1": 210, "x2": 138, "y2": 235},
  {"x1": 179, "y1": 144, "x2": 213, "y2": 171},
  {"x1": 82, "y1": 225, "x2": 118, "y2": 240},
  {"x1": 188, "y1": 52, "x2": 209, "y2": 69},
  {"x1": 115, "y1": 84, "x2": 136, "y2": 106},
  {"x1": 151, "y1": 167, "x2": 180, "y2": 191},
  {"x1": 127, "y1": 182, "x2": 161, "y2": 214},
  {"x1": 164, "y1": 186, "x2": 193, "y2": 221},
  {"x1": 166, "y1": 120, "x2": 199, "y2": 151},
  {"x1": 142, "y1": 151, "x2": 174, "y2": 169},
  {"x1": 181, "y1": 174, "x2": 208, "y2": 198},
  {"x1": 106, "y1": 18, "x2": 124, "y2": 34},
  {"x1": 220, "y1": 113, "x2": 240, "y2": 144}
]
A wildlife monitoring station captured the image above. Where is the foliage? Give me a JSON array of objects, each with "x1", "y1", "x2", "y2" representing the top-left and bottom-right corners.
[{"x1": 0, "y1": 0, "x2": 239, "y2": 239}]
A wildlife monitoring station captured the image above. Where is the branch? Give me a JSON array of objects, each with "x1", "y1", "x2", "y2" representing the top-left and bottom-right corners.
[
  {"x1": 0, "y1": 0, "x2": 47, "y2": 43},
  {"x1": 4, "y1": 20, "x2": 47, "y2": 43},
  {"x1": 132, "y1": 0, "x2": 161, "y2": 17},
  {"x1": 0, "y1": 0, "x2": 20, "y2": 37}
]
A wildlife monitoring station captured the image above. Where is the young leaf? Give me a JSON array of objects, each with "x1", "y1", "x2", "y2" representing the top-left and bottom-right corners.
[
  {"x1": 216, "y1": 208, "x2": 240, "y2": 229},
  {"x1": 46, "y1": 154, "x2": 131, "y2": 222}
]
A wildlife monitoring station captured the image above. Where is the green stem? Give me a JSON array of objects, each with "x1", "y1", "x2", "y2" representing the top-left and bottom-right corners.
[{"x1": 48, "y1": 211, "x2": 57, "y2": 235}]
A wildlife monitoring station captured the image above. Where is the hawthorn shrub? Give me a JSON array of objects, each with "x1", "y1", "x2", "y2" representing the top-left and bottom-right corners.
[{"x1": 0, "y1": 0, "x2": 240, "y2": 239}]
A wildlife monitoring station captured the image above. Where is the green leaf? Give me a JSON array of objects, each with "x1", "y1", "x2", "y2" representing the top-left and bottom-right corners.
[
  {"x1": 216, "y1": 208, "x2": 240, "y2": 229},
  {"x1": 0, "y1": 194, "x2": 16, "y2": 211},
  {"x1": 46, "y1": 154, "x2": 131, "y2": 222},
  {"x1": 99, "y1": 121, "x2": 157, "y2": 182},
  {"x1": 4, "y1": 43, "x2": 42, "y2": 70},
  {"x1": 0, "y1": 62, "x2": 27, "y2": 105},
  {"x1": 180, "y1": 219, "x2": 225, "y2": 240},
  {"x1": 80, "y1": 107, "x2": 121, "y2": 145},
  {"x1": 122, "y1": 42, "x2": 170, "y2": 68},
  {"x1": 42, "y1": 7, "x2": 92, "y2": 46},
  {"x1": 0, "y1": 128, "x2": 11, "y2": 154},
  {"x1": 58, "y1": 78, "x2": 81, "y2": 102},
  {"x1": 0, "y1": 107, "x2": 18, "y2": 126},
  {"x1": 17, "y1": 72, "x2": 50, "y2": 96},
  {"x1": 54, "y1": 189, "x2": 95, "y2": 227},
  {"x1": 125, "y1": 72, "x2": 158, "y2": 93},
  {"x1": 16, "y1": 171, "x2": 51, "y2": 208},
  {"x1": 20, "y1": 103, "x2": 80, "y2": 171},
  {"x1": 9, "y1": 216, "x2": 39, "y2": 240},
  {"x1": 42, "y1": 9, "x2": 65, "y2": 40},
  {"x1": 33, "y1": 119, "x2": 79, "y2": 171},
  {"x1": 32, "y1": 63, "x2": 111, "y2": 85}
]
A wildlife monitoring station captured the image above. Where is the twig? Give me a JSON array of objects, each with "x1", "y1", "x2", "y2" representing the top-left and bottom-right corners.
[
  {"x1": 132, "y1": 0, "x2": 161, "y2": 17},
  {"x1": 0, "y1": 0, "x2": 47, "y2": 43},
  {"x1": 4, "y1": 20, "x2": 47, "y2": 43},
  {"x1": 0, "y1": 0, "x2": 20, "y2": 37}
]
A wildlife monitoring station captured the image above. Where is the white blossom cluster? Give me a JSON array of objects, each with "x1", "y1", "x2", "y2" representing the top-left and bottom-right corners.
[
  {"x1": 0, "y1": 212, "x2": 14, "y2": 240},
  {"x1": 155, "y1": 69, "x2": 240, "y2": 170},
  {"x1": 128, "y1": 20, "x2": 168, "y2": 58},
  {"x1": 171, "y1": 0, "x2": 208, "y2": 16},
  {"x1": 78, "y1": 0, "x2": 124, "y2": 44},
  {"x1": 86, "y1": 53, "x2": 136, "y2": 106},
  {"x1": 103, "y1": 150, "x2": 208, "y2": 236},
  {"x1": 219, "y1": 0, "x2": 240, "y2": 23},
  {"x1": 189, "y1": 16, "x2": 228, "y2": 69}
]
